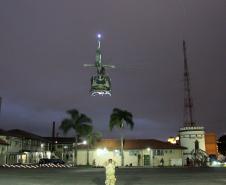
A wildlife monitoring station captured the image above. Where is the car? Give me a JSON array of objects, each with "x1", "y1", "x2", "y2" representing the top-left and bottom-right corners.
[
  {"x1": 39, "y1": 158, "x2": 65, "y2": 165},
  {"x1": 51, "y1": 159, "x2": 65, "y2": 165},
  {"x1": 39, "y1": 158, "x2": 51, "y2": 164}
]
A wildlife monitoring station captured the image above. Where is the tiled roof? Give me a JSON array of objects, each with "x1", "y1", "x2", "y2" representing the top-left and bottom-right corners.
[
  {"x1": 123, "y1": 139, "x2": 186, "y2": 149},
  {"x1": 0, "y1": 138, "x2": 8, "y2": 145},
  {"x1": 6, "y1": 129, "x2": 47, "y2": 142},
  {"x1": 80, "y1": 139, "x2": 186, "y2": 150}
]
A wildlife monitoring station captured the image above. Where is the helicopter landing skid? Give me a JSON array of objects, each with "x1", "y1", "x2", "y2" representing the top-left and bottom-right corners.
[{"x1": 90, "y1": 90, "x2": 111, "y2": 96}]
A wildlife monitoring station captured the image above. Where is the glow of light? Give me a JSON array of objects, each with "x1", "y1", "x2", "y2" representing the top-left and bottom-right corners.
[
  {"x1": 168, "y1": 137, "x2": 178, "y2": 144},
  {"x1": 97, "y1": 34, "x2": 101, "y2": 39},
  {"x1": 83, "y1": 140, "x2": 87, "y2": 145},
  {"x1": 64, "y1": 145, "x2": 68, "y2": 149},
  {"x1": 96, "y1": 148, "x2": 108, "y2": 156},
  {"x1": 46, "y1": 151, "x2": 51, "y2": 159},
  {"x1": 212, "y1": 161, "x2": 221, "y2": 166},
  {"x1": 147, "y1": 147, "x2": 150, "y2": 151}
]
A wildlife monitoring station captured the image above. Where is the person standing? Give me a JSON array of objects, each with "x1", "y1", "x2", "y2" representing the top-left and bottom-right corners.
[
  {"x1": 160, "y1": 158, "x2": 164, "y2": 167},
  {"x1": 104, "y1": 159, "x2": 116, "y2": 185}
]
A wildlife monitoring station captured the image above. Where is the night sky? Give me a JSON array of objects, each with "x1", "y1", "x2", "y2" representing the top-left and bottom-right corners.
[{"x1": 0, "y1": 1, "x2": 226, "y2": 140}]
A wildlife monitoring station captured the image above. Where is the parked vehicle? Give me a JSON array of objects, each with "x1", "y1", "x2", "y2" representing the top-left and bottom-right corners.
[
  {"x1": 51, "y1": 159, "x2": 65, "y2": 165},
  {"x1": 39, "y1": 158, "x2": 65, "y2": 165}
]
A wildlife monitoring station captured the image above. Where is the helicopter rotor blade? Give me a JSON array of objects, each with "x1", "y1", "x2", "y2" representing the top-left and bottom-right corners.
[
  {"x1": 83, "y1": 64, "x2": 95, "y2": 67},
  {"x1": 103, "y1": 64, "x2": 116, "y2": 69}
]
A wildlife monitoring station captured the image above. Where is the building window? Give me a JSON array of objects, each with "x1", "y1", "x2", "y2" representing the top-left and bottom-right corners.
[
  {"x1": 154, "y1": 149, "x2": 163, "y2": 156},
  {"x1": 129, "y1": 150, "x2": 139, "y2": 156}
]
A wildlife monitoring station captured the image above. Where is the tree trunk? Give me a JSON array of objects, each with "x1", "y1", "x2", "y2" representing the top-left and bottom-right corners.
[
  {"x1": 73, "y1": 136, "x2": 78, "y2": 166},
  {"x1": 87, "y1": 144, "x2": 90, "y2": 166},
  {"x1": 120, "y1": 136, "x2": 124, "y2": 166}
]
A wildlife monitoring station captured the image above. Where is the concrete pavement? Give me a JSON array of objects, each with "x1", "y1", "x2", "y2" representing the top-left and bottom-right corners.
[{"x1": 0, "y1": 167, "x2": 226, "y2": 185}]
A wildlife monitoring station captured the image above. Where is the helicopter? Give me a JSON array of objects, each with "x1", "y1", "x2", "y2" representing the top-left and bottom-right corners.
[{"x1": 84, "y1": 34, "x2": 115, "y2": 96}]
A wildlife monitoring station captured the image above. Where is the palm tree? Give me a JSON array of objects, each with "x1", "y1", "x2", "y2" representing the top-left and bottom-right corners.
[
  {"x1": 85, "y1": 131, "x2": 102, "y2": 165},
  {"x1": 59, "y1": 109, "x2": 92, "y2": 166},
  {"x1": 109, "y1": 108, "x2": 134, "y2": 166}
]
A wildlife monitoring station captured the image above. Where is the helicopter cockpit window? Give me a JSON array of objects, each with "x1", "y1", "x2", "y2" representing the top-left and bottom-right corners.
[{"x1": 90, "y1": 75, "x2": 111, "y2": 96}]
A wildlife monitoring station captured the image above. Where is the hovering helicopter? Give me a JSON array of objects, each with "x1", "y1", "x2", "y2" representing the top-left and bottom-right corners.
[{"x1": 84, "y1": 34, "x2": 115, "y2": 96}]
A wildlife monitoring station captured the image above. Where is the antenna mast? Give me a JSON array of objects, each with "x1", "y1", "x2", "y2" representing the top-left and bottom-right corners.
[{"x1": 183, "y1": 40, "x2": 195, "y2": 127}]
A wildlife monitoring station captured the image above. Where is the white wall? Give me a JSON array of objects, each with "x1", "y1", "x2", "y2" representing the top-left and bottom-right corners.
[
  {"x1": 152, "y1": 149, "x2": 183, "y2": 166},
  {"x1": 77, "y1": 148, "x2": 184, "y2": 167},
  {"x1": 0, "y1": 145, "x2": 7, "y2": 165},
  {"x1": 124, "y1": 150, "x2": 139, "y2": 166},
  {"x1": 179, "y1": 126, "x2": 206, "y2": 164}
]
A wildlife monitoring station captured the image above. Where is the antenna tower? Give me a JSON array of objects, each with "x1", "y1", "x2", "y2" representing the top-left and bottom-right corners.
[{"x1": 183, "y1": 40, "x2": 195, "y2": 127}]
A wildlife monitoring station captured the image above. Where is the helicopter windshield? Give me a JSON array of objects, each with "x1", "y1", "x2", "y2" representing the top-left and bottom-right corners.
[{"x1": 90, "y1": 75, "x2": 111, "y2": 96}]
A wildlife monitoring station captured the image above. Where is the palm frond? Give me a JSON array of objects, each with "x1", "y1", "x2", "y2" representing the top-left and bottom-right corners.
[
  {"x1": 67, "y1": 109, "x2": 79, "y2": 120},
  {"x1": 113, "y1": 108, "x2": 121, "y2": 114},
  {"x1": 59, "y1": 118, "x2": 74, "y2": 135},
  {"x1": 109, "y1": 108, "x2": 135, "y2": 131},
  {"x1": 124, "y1": 110, "x2": 132, "y2": 118},
  {"x1": 110, "y1": 116, "x2": 122, "y2": 130},
  {"x1": 78, "y1": 114, "x2": 92, "y2": 125},
  {"x1": 76, "y1": 123, "x2": 93, "y2": 136},
  {"x1": 124, "y1": 117, "x2": 134, "y2": 130}
]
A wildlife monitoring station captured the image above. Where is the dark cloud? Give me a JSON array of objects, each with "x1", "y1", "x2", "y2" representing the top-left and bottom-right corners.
[{"x1": 0, "y1": 0, "x2": 226, "y2": 140}]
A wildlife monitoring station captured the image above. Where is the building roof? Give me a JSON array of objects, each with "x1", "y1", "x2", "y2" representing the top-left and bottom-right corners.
[
  {"x1": 0, "y1": 129, "x2": 9, "y2": 136},
  {"x1": 0, "y1": 138, "x2": 8, "y2": 145},
  {"x1": 81, "y1": 139, "x2": 186, "y2": 150},
  {"x1": 44, "y1": 137, "x2": 75, "y2": 144},
  {"x1": 6, "y1": 129, "x2": 47, "y2": 142},
  {"x1": 0, "y1": 129, "x2": 187, "y2": 150},
  {"x1": 44, "y1": 137, "x2": 186, "y2": 150}
]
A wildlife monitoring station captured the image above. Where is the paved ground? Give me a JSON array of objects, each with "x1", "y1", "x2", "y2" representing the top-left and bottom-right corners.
[{"x1": 0, "y1": 167, "x2": 226, "y2": 185}]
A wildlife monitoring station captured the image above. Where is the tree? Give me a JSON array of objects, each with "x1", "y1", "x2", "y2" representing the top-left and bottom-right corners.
[
  {"x1": 59, "y1": 109, "x2": 92, "y2": 165},
  {"x1": 109, "y1": 108, "x2": 134, "y2": 166},
  {"x1": 85, "y1": 131, "x2": 102, "y2": 165},
  {"x1": 218, "y1": 135, "x2": 226, "y2": 156}
]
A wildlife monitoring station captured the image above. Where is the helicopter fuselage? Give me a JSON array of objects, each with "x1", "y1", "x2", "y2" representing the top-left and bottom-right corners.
[{"x1": 84, "y1": 34, "x2": 115, "y2": 96}]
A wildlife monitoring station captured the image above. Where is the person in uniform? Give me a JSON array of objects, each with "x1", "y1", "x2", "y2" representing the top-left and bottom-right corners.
[{"x1": 104, "y1": 159, "x2": 116, "y2": 185}]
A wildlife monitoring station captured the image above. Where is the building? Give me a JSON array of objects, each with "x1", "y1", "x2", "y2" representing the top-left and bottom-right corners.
[
  {"x1": 205, "y1": 133, "x2": 218, "y2": 156},
  {"x1": 0, "y1": 129, "x2": 9, "y2": 165},
  {"x1": 0, "y1": 129, "x2": 50, "y2": 164},
  {"x1": 1, "y1": 129, "x2": 186, "y2": 167},
  {"x1": 179, "y1": 126, "x2": 207, "y2": 166},
  {"x1": 45, "y1": 137, "x2": 186, "y2": 167},
  {"x1": 76, "y1": 139, "x2": 186, "y2": 167},
  {"x1": 44, "y1": 137, "x2": 75, "y2": 162},
  {"x1": 0, "y1": 137, "x2": 8, "y2": 165}
]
